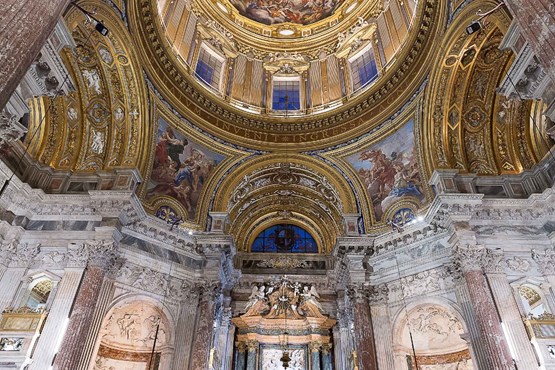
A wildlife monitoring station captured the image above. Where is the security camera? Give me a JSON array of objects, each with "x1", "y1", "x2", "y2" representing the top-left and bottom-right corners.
[{"x1": 466, "y1": 21, "x2": 481, "y2": 35}]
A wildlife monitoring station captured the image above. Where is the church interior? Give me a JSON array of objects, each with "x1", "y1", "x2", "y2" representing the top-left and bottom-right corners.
[{"x1": 1, "y1": 0, "x2": 555, "y2": 369}]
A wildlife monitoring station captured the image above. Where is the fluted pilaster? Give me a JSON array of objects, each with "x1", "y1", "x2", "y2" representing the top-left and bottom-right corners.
[
  {"x1": 172, "y1": 289, "x2": 201, "y2": 369},
  {"x1": 29, "y1": 268, "x2": 83, "y2": 370}
]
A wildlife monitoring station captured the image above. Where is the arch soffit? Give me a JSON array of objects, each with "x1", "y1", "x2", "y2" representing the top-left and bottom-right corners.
[
  {"x1": 212, "y1": 153, "x2": 359, "y2": 214},
  {"x1": 25, "y1": 2, "x2": 151, "y2": 177},
  {"x1": 422, "y1": 1, "x2": 548, "y2": 178}
]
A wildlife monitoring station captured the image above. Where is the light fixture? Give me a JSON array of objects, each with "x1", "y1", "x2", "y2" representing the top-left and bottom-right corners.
[
  {"x1": 465, "y1": 21, "x2": 481, "y2": 35},
  {"x1": 416, "y1": 215, "x2": 425, "y2": 222},
  {"x1": 70, "y1": 1, "x2": 110, "y2": 36},
  {"x1": 279, "y1": 29, "x2": 295, "y2": 36},
  {"x1": 345, "y1": 2, "x2": 358, "y2": 14},
  {"x1": 216, "y1": 2, "x2": 229, "y2": 13}
]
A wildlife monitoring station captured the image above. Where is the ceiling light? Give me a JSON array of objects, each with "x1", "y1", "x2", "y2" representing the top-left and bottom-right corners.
[
  {"x1": 279, "y1": 29, "x2": 295, "y2": 36},
  {"x1": 345, "y1": 2, "x2": 358, "y2": 14},
  {"x1": 216, "y1": 2, "x2": 229, "y2": 13}
]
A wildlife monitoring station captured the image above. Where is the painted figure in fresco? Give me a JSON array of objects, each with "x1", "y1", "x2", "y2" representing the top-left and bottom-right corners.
[
  {"x1": 148, "y1": 121, "x2": 222, "y2": 220},
  {"x1": 230, "y1": 0, "x2": 343, "y2": 25}
]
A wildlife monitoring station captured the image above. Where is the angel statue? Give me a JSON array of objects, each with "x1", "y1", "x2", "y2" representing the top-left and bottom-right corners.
[
  {"x1": 244, "y1": 285, "x2": 268, "y2": 316},
  {"x1": 299, "y1": 285, "x2": 325, "y2": 317}
]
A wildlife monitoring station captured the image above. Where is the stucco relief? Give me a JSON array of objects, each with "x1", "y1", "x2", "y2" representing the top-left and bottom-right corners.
[
  {"x1": 400, "y1": 305, "x2": 467, "y2": 355},
  {"x1": 99, "y1": 301, "x2": 169, "y2": 351}
]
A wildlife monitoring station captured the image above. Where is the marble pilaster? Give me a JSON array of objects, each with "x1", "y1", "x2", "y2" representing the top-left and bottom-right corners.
[
  {"x1": 234, "y1": 342, "x2": 247, "y2": 370},
  {"x1": 29, "y1": 268, "x2": 84, "y2": 370},
  {"x1": 369, "y1": 285, "x2": 394, "y2": 370},
  {"x1": 0, "y1": 0, "x2": 70, "y2": 110},
  {"x1": 245, "y1": 340, "x2": 258, "y2": 370},
  {"x1": 0, "y1": 268, "x2": 26, "y2": 313},
  {"x1": 171, "y1": 289, "x2": 200, "y2": 370},
  {"x1": 454, "y1": 245, "x2": 514, "y2": 370},
  {"x1": 190, "y1": 285, "x2": 218, "y2": 370},
  {"x1": 349, "y1": 285, "x2": 378, "y2": 370},
  {"x1": 310, "y1": 342, "x2": 321, "y2": 370},
  {"x1": 321, "y1": 344, "x2": 332, "y2": 370},
  {"x1": 53, "y1": 241, "x2": 119, "y2": 370},
  {"x1": 484, "y1": 250, "x2": 538, "y2": 370}
]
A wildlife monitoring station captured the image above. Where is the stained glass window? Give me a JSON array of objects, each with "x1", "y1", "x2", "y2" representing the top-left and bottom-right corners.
[
  {"x1": 350, "y1": 46, "x2": 378, "y2": 90},
  {"x1": 272, "y1": 79, "x2": 300, "y2": 111},
  {"x1": 195, "y1": 46, "x2": 223, "y2": 89},
  {"x1": 251, "y1": 224, "x2": 318, "y2": 253}
]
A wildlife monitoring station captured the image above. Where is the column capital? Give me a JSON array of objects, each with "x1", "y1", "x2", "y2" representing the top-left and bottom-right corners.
[
  {"x1": 321, "y1": 343, "x2": 332, "y2": 354},
  {"x1": 0, "y1": 241, "x2": 40, "y2": 268},
  {"x1": 236, "y1": 341, "x2": 248, "y2": 353},
  {"x1": 346, "y1": 282, "x2": 370, "y2": 303},
  {"x1": 482, "y1": 248, "x2": 506, "y2": 274},
  {"x1": 309, "y1": 342, "x2": 322, "y2": 352},
  {"x1": 246, "y1": 340, "x2": 258, "y2": 352},
  {"x1": 453, "y1": 244, "x2": 486, "y2": 272},
  {"x1": 368, "y1": 284, "x2": 389, "y2": 305},
  {"x1": 532, "y1": 247, "x2": 555, "y2": 275}
]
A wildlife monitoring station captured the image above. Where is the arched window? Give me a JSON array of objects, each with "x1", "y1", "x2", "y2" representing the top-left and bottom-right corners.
[
  {"x1": 518, "y1": 285, "x2": 547, "y2": 317},
  {"x1": 24, "y1": 279, "x2": 53, "y2": 310},
  {"x1": 250, "y1": 224, "x2": 318, "y2": 253}
]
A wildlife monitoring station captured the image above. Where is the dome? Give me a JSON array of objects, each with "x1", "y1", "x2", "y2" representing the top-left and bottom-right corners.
[{"x1": 145, "y1": 0, "x2": 434, "y2": 149}]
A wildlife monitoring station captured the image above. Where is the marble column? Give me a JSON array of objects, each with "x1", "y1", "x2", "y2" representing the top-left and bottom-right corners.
[
  {"x1": 349, "y1": 285, "x2": 378, "y2": 370},
  {"x1": 321, "y1": 344, "x2": 332, "y2": 370},
  {"x1": 171, "y1": 289, "x2": 200, "y2": 370},
  {"x1": 334, "y1": 296, "x2": 355, "y2": 370},
  {"x1": 75, "y1": 271, "x2": 117, "y2": 370},
  {"x1": 454, "y1": 245, "x2": 514, "y2": 370},
  {"x1": 29, "y1": 268, "x2": 84, "y2": 370},
  {"x1": 453, "y1": 275, "x2": 493, "y2": 369},
  {"x1": 245, "y1": 340, "x2": 258, "y2": 370},
  {"x1": 369, "y1": 285, "x2": 394, "y2": 370},
  {"x1": 0, "y1": 0, "x2": 70, "y2": 110},
  {"x1": 52, "y1": 241, "x2": 118, "y2": 370},
  {"x1": 234, "y1": 342, "x2": 247, "y2": 370},
  {"x1": 190, "y1": 286, "x2": 218, "y2": 370},
  {"x1": 484, "y1": 251, "x2": 538, "y2": 370},
  {"x1": 504, "y1": 0, "x2": 555, "y2": 78},
  {"x1": 310, "y1": 342, "x2": 321, "y2": 370}
]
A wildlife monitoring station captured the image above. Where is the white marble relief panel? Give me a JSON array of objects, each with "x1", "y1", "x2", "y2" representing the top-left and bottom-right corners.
[
  {"x1": 400, "y1": 305, "x2": 466, "y2": 355},
  {"x1": 99, "y1": 300, "x2": 169, "y2": 351},
  {"x1": 420, "y1": 359, "x2": 473, "y2": 370},
  {"x1": 261, "y1": 348, "x2": 306, "y2": 370}
]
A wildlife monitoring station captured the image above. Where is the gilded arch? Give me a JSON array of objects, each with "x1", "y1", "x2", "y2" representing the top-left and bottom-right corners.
[{"x1": 422, "y1": 0, "x2": 551, "y2": 178}]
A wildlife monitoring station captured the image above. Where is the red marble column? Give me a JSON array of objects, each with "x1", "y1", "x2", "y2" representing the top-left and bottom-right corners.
[
  {"x1": 504, "y1": 0, "x2": 555, "y2": 77},
  {"x1": 52, "y1": 242, "x2": 119, "y2": 370},
  {"x1": 455, "y1": 245, "x2": 514, "y2": 370},
  {"x1": 190, "y1": 290, "x2": 217, "y2": 370},
  {"x1": 350, "y1": 286, "x2": 378, "y2": 370},
  {"x1": 0, "y1": 0, "x2": 70, "y2": 109}
]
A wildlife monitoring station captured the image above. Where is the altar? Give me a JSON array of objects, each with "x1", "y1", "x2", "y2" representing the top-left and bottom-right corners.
[{"x1": 232, "y1": 278, "x2": 335, "y2": 370}]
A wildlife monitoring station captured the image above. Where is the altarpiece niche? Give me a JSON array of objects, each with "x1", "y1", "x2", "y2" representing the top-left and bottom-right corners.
[{"x1": 232, "y1": 278, "x2": 335, "y2": 370}]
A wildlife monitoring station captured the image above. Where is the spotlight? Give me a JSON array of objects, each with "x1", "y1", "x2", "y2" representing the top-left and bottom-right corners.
[
  {"x1": 416, "y1": 215, "x2": 425, "y2": 222},
  {"x1": 95, "y1": 21, "x2": 109, "y2": 36},
  {"x1": 71, "y1": 1, "x2": 110, "y2": 36},
  {"x1": 466, "y1": 21, "x2": 481, "y2": 35}
]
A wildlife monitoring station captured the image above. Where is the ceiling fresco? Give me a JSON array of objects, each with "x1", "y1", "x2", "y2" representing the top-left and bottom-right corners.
[
  {"x1": 346, "y1": 119, "x2": 426, "y2": 222},
  {"x1": 228, "y1": 0, "x2": 345, "y2": 25},
  {"x1": 146, "y1": 117, "x2": 225, "y2": 221}
]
